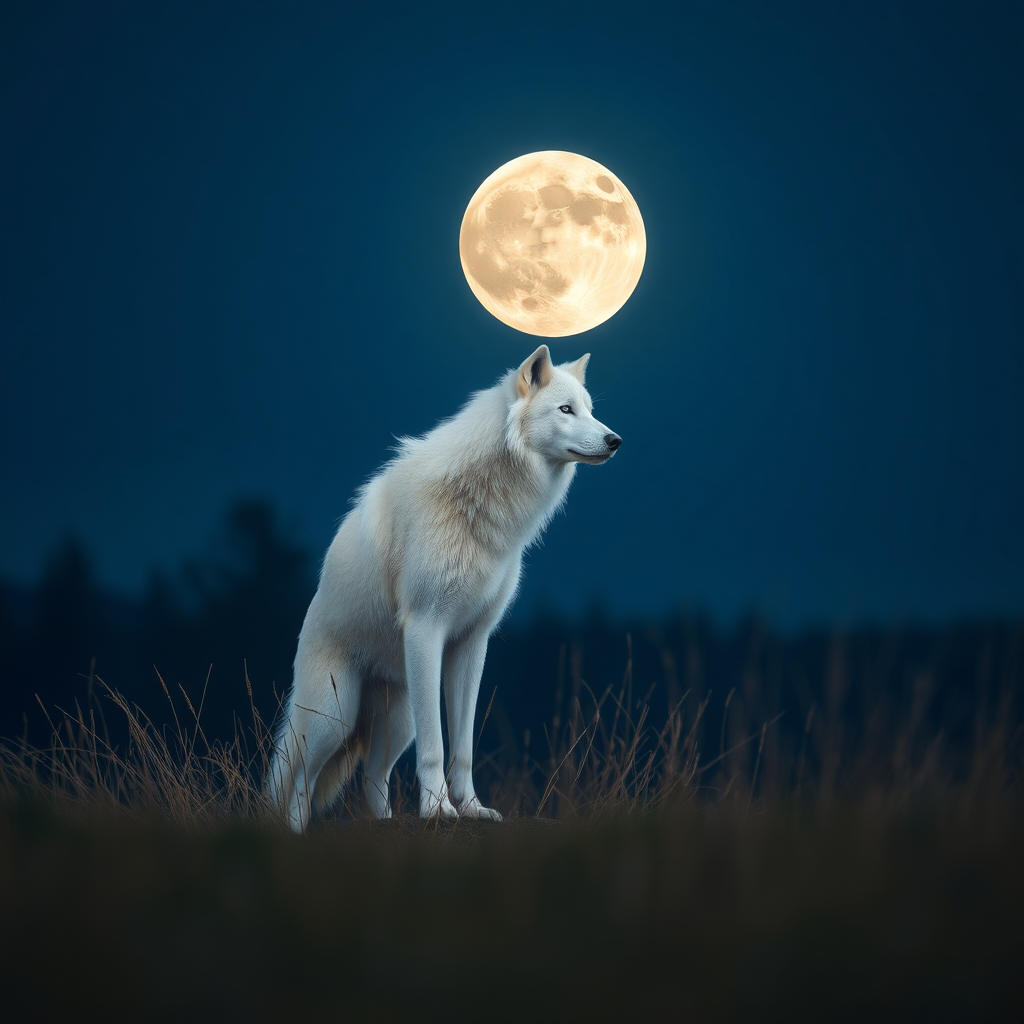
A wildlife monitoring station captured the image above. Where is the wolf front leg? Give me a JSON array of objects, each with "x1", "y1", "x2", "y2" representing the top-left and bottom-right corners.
[
  {"x1": 404, "y1": 615, "x2": 458, "y2": 818},
  {"x1": 443, "y1": 629, "x2": 502, "y2": 820}
]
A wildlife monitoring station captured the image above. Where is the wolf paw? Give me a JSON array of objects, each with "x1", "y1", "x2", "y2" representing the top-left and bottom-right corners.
[
  {"x1": 420, "y1": 792, "x2": 459, "y2": 818},
  {"x1": 457, "y1": 796, "x2": 503, "y2": 821}
]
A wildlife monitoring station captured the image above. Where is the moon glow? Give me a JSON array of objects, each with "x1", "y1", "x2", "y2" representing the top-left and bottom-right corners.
[{"x1": 459, "y1": 151, "x2": 646, "y2": 337}]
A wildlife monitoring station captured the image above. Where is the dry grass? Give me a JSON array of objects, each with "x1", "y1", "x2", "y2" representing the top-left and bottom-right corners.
[
  {"x1": 2, "y1": 628, "x2": 1021, "y2": 828},
  {"x1": 0, "y1": 665, "x2": 276, "y2": 830}
]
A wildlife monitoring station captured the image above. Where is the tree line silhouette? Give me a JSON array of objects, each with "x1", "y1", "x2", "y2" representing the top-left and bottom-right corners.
[
  {"x1": 2, "y1": 499, "x2": 1021, "y2": 797},
  {"x1": 0, "y1": 501, "x2": 310, "y2": 745}
]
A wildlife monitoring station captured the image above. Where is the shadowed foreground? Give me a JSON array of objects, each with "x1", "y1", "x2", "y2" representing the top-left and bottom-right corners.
[
  {"x1": 1, "y1": 635, "x2": 1022, "y2": 1021},
  {"x1": 1, "y1": 804, "x2": 1020, "y2": 1021}
]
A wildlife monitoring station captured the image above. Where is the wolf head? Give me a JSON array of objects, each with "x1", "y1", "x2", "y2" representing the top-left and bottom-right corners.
[{"x1": 512, "y1": 344, "x2": 622, "y2": 465}]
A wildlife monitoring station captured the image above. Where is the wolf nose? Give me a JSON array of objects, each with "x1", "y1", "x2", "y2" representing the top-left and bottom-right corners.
[{"x1": 605, "y1": 433, "x2": 622, "y2": 450}]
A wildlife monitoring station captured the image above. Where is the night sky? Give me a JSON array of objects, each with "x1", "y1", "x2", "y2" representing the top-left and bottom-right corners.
[{"x1": 2, "y1": 0, "x2": 1022, "y2": 631}]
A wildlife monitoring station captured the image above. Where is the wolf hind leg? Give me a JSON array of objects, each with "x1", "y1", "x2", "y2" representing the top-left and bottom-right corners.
[
  {"x1": 361, "y1": 681, "x2": 415, "y2": 818},
  {"x1": 311, "y1": 741, "x2": 362, "y2": 817}
]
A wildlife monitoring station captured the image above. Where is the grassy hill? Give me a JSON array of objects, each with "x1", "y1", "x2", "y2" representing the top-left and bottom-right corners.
[{"x1": 2, "y1": 636, "x2": 1021, "y2": 1021}]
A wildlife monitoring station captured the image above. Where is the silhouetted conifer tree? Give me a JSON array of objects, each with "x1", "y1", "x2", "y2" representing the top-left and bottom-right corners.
[
  {"x1": 140, "y1": 500, "x2": 313, "y2": 737},
  {"x1": 0, "y1": 537, "x2": 112, "y2": 741}
]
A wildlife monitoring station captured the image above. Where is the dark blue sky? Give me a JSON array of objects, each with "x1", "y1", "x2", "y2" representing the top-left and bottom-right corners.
[{"x1": 2, "y1": 0, "x2": 1022, "y2": 630}]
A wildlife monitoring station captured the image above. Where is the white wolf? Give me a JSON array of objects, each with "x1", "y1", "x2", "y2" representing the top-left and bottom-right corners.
[{"x1": 266, "y1": 344, "x2": 621, "y2": 831}]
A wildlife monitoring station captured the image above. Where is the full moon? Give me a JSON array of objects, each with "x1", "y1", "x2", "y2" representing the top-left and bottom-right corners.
[{"x1": 459, "y1": 151, "x2": 646, "y2": 337}]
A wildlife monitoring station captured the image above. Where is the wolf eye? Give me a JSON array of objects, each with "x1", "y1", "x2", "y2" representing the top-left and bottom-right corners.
[{"x1": 559, "y1": 404, "x2": 574, "y2": 414}]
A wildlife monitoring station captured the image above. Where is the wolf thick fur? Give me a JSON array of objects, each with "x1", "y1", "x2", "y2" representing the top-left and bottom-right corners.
[{"x1": 266, "y1": 345, "x2": 620, "y2": 831}]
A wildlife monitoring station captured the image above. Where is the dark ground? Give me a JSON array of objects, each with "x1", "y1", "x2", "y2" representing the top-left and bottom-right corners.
[{"x1": 1, "y1": 800, "x2": 1021, "y2": 1022}]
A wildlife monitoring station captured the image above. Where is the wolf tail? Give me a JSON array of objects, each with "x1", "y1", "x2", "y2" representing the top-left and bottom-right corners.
[
  {"x1": 265, "y1": 662, "x2": 363, "y2": 833},
  {"x1": 266, "y1": 725, "x2": 363, "y2": 831},
  {"x1": 265, "y1": 723, "x2": 307, "y2": 833}
]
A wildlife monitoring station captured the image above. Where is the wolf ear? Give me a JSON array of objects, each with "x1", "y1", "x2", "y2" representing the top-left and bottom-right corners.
[
  {"x1": 516, "y1": 344, "x2": 554, "y2": 399},
  {"x1": 568, "y1": 353, "x2": 590, "y2": 384}
]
